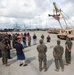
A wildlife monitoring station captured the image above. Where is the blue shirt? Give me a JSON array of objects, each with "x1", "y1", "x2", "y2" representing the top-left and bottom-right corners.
[{"x1": 15, "y1": 43, "x2": 24, "y2": 55}]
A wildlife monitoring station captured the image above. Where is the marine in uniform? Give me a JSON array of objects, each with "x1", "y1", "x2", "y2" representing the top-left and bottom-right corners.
[
  {"x1": 1, "y1": 39, "x2": 10, "y2": 66},
  {"x1": 37, "y1": 39, "x2": 47, "y2": 72},
  {"x1": 53, "y1": 40, "x2": 64, "y2": 72},
  {"x1": 5, "y1": 37, "x2": 12, "y2": 59},
  {"x1": 41, "y1": 34, "x2": 44, "y2": 43},
  {"x1": 65, "y1": 37, "x2": 73, "y2": 65},
  {"x1": 28, "y1": 35, "x2": 31, "y2": 46}
]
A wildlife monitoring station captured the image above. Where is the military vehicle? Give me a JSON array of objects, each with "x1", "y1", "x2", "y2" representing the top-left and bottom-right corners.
[
  {"x1": 48, "y1": 28, "x2": 59, "y2": 34},
  {"x1": 48, "y1": 2, "x2": 74, "y2": 40}
]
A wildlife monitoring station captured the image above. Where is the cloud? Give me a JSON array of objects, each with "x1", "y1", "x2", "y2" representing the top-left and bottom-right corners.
[
  {"x1": 0, "y1": 0, "x2": 52, "y2": 18},
  {"x1": 0, "y1": 0, "x2": 36, "y2": 18},
  {"x1": 0, "y1": 0, "x2": 74, "y2": 29},
  {"x1": 64, "y1": 0, "x2": 74, "y2": 3}
]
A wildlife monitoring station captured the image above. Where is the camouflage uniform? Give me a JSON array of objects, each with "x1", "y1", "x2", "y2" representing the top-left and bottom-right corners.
[
  {"x1": 5, "y1": 38, "x2": 11, "y2": 59},
  {"x1": 1, "y1": 42, "x2": 8, "y2": 65},
  {"x1": 53, "y1": 45, "x2": 64, "y2": 70},
  {"x1": 12, "y1": 35, "x2": 17, "y2": 48},
  {"x1": 41, "y1": 34, "x2": 44, "y2": 42},
  {"x1": 37, "y1": 41, "x2": 47, "y2": 71},
  {"x1": 28, "y1": 35, "x2": 31, "y2": 46},
  {"x1": 65, "y1": 40, "x2": 73, "y2": 64}
]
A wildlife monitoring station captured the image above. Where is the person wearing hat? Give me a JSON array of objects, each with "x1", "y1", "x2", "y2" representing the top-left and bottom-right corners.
[
  {"x1": 53, "y1": 40, "x2": 64, "y2": 72},
  {"x1": 0, "y1": 39, "x2": 10, "y2": 66},
  {"x1": 14, "y1": 38, "x2": 27, "y2": 66},
  {"x1": 37, "y1": 39, "x2": 47, "y2": 72}
]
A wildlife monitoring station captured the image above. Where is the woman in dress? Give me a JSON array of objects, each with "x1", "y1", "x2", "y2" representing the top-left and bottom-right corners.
[{"x1": 14, "y1": 38, "x2": 27, "y2": 66}]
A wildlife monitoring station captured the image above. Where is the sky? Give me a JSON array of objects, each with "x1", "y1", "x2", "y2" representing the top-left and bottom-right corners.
[{"x1": 0, "y1": 0, "x2": 74, "y2": 29}]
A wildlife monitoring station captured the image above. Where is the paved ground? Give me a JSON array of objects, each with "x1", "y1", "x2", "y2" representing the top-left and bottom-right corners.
[{"x1": 0, "y1": 31, "x2": 74, "y2": 75}]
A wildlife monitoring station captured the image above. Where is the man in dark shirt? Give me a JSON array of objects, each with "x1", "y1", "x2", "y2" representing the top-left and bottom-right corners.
[
  {"x1": 33, "y1": 34, "x2": 37, "y2": 45},
  {"x1": 47, "y1": 35, "x2": 51, "y2": 42}
]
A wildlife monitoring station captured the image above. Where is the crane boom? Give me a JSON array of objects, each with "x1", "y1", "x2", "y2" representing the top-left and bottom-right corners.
[
  {"x1": 53, "y1": 2, "x2": 60, "y2": 14},
  {"x1": 53, "y1": 2, "x2": 69, "y2": 29}
]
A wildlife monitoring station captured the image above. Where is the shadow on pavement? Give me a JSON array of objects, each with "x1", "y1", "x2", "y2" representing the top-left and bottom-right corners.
[
  {"x1": 47, "y1": 59, "x2": 54, "y2": 70},
  {"x1": 9, "y1": 59, "x2": 17, "y2": 65},
  {"x1": 26, "y1": 56, "x2": 36, "y2": 64}
]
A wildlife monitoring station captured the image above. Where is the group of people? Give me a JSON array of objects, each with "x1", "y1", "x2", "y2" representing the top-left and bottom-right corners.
[
  {"x1": 37, "y1": 37, "x2": 72, "y2": 72},
  {"x1": 0, "y1": 32, "x2": 72, "y2": 72},
  {"x1": 0, "y1": 32, "x2": 51, "y2": 67}
]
